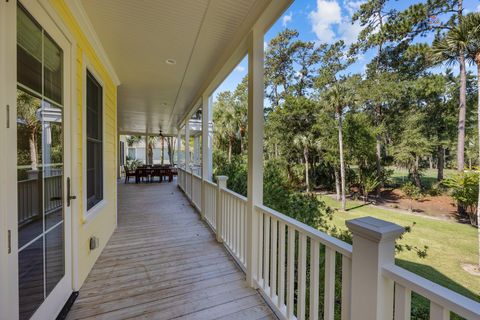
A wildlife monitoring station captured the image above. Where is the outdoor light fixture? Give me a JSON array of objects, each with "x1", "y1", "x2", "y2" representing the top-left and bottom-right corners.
[{"x1": 165, "y1": 59, "x2": 176, "y2": 65}]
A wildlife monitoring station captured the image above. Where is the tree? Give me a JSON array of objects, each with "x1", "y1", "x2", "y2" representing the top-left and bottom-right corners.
[
  {"x1": 146, "y1": 136, "x2": 158, "y2": 165},
  {"x1": 126, "y1": 135, "x2": 141, "y2": 147},
  {"x1": 438, "y1": 13, "x2": 480, "y2": 237},
  {"x1": 392, "y1": 112, "x2": 433, "y2": 188},
  {"x1": 166, "y1": 136, "x2": 176, "y2": 165},
  {"x1": 351, "y1": 0, "x2": 392, "y2": 182},
  {"x1": 321, "y1": 78, "x2": 359, "y2": 211},
  {"x1": 17, "y1": 90, "x2": 41, "y2": 171},
  {"x1": 293, "y1": 133, "x2": 316, "y2": 192},
  {"x1": 378, "y1": 0, "x2": 467, "y2": 171},
  {"x1": 316, "y1": 41, "x2": 354, "y2": 211}
]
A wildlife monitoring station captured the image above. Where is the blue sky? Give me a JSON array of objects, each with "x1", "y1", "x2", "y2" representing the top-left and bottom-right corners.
[{"x1": 214, "y1": 0, "x2": 480, "y2": 99}]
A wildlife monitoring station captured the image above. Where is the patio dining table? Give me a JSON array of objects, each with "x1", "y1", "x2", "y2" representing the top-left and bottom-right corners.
[{"x1": 135, "y1": 166, "x2": 173, "y2": 183}]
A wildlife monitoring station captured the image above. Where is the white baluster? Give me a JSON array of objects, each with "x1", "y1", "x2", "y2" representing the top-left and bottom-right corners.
[
  {"x1": 430, "y1": 302, "x2": 449, "y2": 320},
  {"x1": 270, "y1": 218, "x2": 277, "y2": 300},
  {"x1": 297, "y1": 233, "x2": 307, "y2": 320},
  {"x1": 341, "y1": 255, "x2": 352, "y2": 320},
  {"x1": 286, "y1": 226, "x2": 295, "y2": 319},
  {"x1": 310, "y1": 239, "x2": 320, "y2": 320},
  {"x1": 394, "y1": 283, "x2": 411, "y2": 320},
  {"x1": 324, "y1": 247, "x2": 336, "y2": 320},
  {"x1": 215, "y1": 176, "x2": 227, "y2": 243}
]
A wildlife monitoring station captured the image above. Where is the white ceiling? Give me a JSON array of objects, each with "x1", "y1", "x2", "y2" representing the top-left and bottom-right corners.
[{"x1": 80, "y1": 0, "x2": 269, "y2": 135}]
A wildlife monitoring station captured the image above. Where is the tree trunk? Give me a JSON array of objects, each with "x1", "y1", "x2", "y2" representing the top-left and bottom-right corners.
[
  {"x1": 29, "y1": 130, "x2": 38, "y2": 171},
  {"x1": 376, "y1": 134, "x2": 382, "y2": 186},
  {"x1": 166, "y1": 137, "x2": 175, "y2": 165},
  {"x1": 412, "y1": 156, "x2": 422, "y2": 188},
  {"x1": 457, "y1": 1, "x2": 466, "y2": 172},
  {"x1": 429, "y1": 156, "x2": 433, "y2": 170},
  {"x1": 338, "y1": 113, "x2": 346, "y2": 211},
  {"x1": 228, "y1": 139, "x2": 232, "y2": 163},
  {"x1": 147, "y1": 142, "x2": 153, "y2": 165},
  {"x1": 334, "y1": 168, "x2": 340, "y2": 201},
  {"x1": 437, "y1": 145, "x2": 444, "y2": 181},
  {"x1": 304, "y1": 146, "x2": 309, "y2": 193},
  {"x1": 476, "y1": 62, "x2": 480, "y2": 267}
]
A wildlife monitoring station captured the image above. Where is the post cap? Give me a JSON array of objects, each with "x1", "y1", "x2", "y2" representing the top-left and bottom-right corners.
[
  {"x1": 216, "y1": 175, "x2": 228, "y2": 182},
  {"x1": 346, "y1": 217, "x2": 404, "y2": 242}
]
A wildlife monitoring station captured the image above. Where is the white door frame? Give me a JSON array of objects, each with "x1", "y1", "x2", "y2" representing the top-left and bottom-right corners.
[
  {"x1": 0, "y1": 1, "x2": 19, "y2": 319},
  {"x1": 2, "y1": 1, "x2": 77, "y2": 318}
]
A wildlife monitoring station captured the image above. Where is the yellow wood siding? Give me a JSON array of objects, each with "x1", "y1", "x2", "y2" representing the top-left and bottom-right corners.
[{"x1": 50, "y1": 0, "x2": 118, "y2": 286}]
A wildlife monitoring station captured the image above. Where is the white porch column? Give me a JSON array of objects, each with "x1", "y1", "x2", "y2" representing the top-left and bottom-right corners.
[
  {"x1": 185, "y1": 123, "x2": 190, "y2": 190},
  {"x1": 202, "y1": 94, "x2": 213, "y2": 181},
  {"x1": 201, "y1": 94, "x2": 213, "y2": 221},
  {"x1": 246, "y1": 25, "x2": 264, "y2": 288},
  {"x1": 176, "y1": 132, "x2": 181, "y2": 166},
  {"x1": 346, "y1": 217, "x2": 404, "y2": 320}
]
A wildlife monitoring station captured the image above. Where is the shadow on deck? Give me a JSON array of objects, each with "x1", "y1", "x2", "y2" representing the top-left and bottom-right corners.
[{"x1": 67, "y1": 179, "x2": 275, "y2": 320}]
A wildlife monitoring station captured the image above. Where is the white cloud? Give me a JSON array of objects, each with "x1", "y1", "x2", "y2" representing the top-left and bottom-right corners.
[
  {"x1": 309, "y1": 0, "x2": 363, "y2": 45},
  {"x1": 309, "y1": 0, "x2": 342, "y2": 43},
  {"x1": 282, "y1": 12, "x2": 293, "y2": 27},
  {"x1": 477, "y1": 4, "x2": 480, "y2": 12},
  {"x1": 343, "y1": 0, "x2": 364, "y2": 15},
  {"x1": 339, "y1": 20, "x2": 362, "y2": 45},
  {"x1": 234, "y1": 66, "x2": 245, "y2": 72}
]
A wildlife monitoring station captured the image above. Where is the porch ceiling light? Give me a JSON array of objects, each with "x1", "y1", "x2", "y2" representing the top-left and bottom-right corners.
[{"x1": 165, "y1": 59, "x2": 176, "y2": 65}]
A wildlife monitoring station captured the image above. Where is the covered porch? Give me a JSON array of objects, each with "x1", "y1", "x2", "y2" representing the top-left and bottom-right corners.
[{"x1": 67, "y1": 180, "x2": 274, "y2": 320}]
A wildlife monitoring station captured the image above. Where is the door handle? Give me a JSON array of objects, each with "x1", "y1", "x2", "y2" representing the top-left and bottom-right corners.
[{"x1": 67, "y1": 177, "x2": 76, "y2": 207}]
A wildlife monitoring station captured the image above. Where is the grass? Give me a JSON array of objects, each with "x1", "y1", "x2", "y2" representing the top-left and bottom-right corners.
[
  {"x1": 320, "y1": 195, "x2": 480, "y2": 302},
  {"x1": 389, "y1": 166, "x2": 457, "y2": 189}
]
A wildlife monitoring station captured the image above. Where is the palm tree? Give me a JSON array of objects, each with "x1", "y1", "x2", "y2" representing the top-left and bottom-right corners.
[
  {"x1": 323, "y1": 83, "x2": 348, "y2": 210},
  {"x1": 146, "y1": 136, "x2": 159, "y2": 165},
  {"x1": 441, "y1": 12, "x2": 480, "y2": 267},
  {"x1": 293, "y1": 133, "x2": 314, "y2": 192},
  {"x1": 431, "y1": 5, "x2": 468, "y2": 173},
  {"x1": 17, "y1": 90, "x2": 41, "y2": 171}
]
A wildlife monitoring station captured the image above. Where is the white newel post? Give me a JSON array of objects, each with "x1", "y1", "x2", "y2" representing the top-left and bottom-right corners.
[
  {"x1": 246, "y1": 24, "x2": 264, "y2": 288},
  {"x1": 346, "y1": 217, "x2": 404, "y2": 320},
  {"x1": 215, "y1": 176, "x2": 228, "y2": 243}
]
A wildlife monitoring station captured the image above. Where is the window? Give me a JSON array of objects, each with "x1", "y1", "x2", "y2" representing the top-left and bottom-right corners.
[
  {"x1": 86, "y1": 71, "x2": 103, "y2": 210},
  {"x1": 120, "y1": 141, "x2": 125, "y2": 166},
  {"x1": 128, "y1": 148, "x2": 136, "y2": 159}
]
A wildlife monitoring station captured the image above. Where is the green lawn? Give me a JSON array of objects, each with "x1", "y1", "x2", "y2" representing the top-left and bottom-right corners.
[
  {"x1": 320, "y1": 196, "x2": 480, "y2": 302},
  {"x1": 389, "y1": 166, "x2": 457, "y2": 188}
]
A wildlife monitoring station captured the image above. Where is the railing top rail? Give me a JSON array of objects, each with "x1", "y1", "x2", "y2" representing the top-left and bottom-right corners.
[
  {"x1": 383, "y1": 264, "x2": 480, "y2": 319},
  {"x1": 192, "y1": 173, "x2": 202, "y2": 180},
  {"x1": 220, "y1": 187, "x2": 248, "y2": 203},
  {"x1": 204, "y1": 180, "x2": 217, "y2": 188},
  {"x1": 256, "y1": 204, "x2": 352, "y2": 257}
]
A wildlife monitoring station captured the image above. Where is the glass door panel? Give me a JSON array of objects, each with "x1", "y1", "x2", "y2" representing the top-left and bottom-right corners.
[{"x1": 17, "y1": 4, "x2": 65, "y2": 319}]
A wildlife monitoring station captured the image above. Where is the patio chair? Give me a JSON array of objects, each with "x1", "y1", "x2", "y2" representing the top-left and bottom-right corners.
[{"x1": 124, "y1": 166, "x2": 136, "y2": 184}]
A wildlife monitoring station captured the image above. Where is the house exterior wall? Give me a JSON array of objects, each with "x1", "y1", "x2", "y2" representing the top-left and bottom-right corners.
[{"x1": 50, "y1": 0, "x2": 118, "y2": 287}]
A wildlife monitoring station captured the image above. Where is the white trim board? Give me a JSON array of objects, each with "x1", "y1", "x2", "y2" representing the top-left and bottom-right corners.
[{"x1": 64, "y1": 0, "x2": 120, "y2": 86}]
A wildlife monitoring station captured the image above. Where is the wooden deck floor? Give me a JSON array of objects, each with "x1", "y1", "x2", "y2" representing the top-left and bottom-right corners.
[{"x1": 67, "y1": 179, "x2": 275, "y2": 320}]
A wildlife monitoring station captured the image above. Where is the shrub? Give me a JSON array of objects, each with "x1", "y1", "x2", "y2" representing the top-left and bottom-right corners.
[
  {"x1": 402, "y1": 182, "x2": 422, "y2": 212},
  {"x1": 443, "y1": 171, "x2": 479, "y2": 226}
]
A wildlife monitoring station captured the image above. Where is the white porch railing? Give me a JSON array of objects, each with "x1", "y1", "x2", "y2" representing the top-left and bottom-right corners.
[
  {"x1": 191, "y1": 173, "x2": 202, "y2": 211},
  {"x1": 177, "y1": 167, "x2": 480, "y2": 320}
]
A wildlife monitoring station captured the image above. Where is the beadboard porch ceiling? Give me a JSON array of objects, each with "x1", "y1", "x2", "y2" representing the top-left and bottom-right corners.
[{"x1": 78, "y1": 0, "x2": 271, "y2": 135}]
